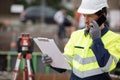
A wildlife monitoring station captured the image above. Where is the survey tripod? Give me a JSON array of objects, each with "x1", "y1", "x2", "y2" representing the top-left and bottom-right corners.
[{"x1": 11, "y1": 33, "x2": 35, "y2": 80}]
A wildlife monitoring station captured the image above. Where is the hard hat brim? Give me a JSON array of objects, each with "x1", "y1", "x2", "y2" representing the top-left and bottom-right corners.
[{"x1": 77, "y1": 8, "x2": 100, "y2": 14}]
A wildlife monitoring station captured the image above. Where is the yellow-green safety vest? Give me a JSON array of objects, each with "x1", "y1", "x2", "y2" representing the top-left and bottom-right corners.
[{"x1": 63, "y1": 29, "x2": 120, "y2": 78}]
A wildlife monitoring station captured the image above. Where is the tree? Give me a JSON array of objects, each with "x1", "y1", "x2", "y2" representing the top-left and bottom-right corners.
[
  {"x1": 46, "y1": 0, "x2": 62, "y2": 9},
  {"x1": 14, "y1": 0, "x2": 62, "y2": 9}
]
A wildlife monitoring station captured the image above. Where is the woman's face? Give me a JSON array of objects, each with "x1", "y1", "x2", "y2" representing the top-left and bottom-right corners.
[{"x1": 83, "y1": 14, "x2": 98, "y2": 29}]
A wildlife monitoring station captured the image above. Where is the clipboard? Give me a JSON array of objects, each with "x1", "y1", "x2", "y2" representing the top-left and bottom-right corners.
[{"x1": 34, "y1": 37, "x2": 71, "y2": 70}]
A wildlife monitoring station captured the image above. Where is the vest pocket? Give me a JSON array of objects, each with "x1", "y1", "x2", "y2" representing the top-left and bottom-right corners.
[
  {"x1": 74, "y1": 46, "x2": 84, "y2": 49},
  {"x1": 74, "y1": 46, "x2": 84, "y2": 55}
]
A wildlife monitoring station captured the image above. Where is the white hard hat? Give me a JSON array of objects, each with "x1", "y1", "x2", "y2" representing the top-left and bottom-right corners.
[{"x1": 78, "y1": 0, "x2": 109, "y2": 14}]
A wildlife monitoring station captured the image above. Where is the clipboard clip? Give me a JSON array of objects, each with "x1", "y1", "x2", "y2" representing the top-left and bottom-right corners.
[{"x1": 37, "y1": 38, "x2": 49, "y2": 42}]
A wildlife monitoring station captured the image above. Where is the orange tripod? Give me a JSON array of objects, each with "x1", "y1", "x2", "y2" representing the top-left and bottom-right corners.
[{"x1": 11, "y1": 33, "x2": 35, "y2": 80}]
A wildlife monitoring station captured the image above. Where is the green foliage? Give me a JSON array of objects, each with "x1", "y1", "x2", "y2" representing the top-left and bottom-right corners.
[
  {"x1": 14, "y1": 0, "x2": 62, "y2": 9},
  {"x1": 30, "y1": 0, "x2": 40, "y2": 6},
  {"x1": 67, "y1": 10, "x2": 74, "y2": 18},
  {"x1": 46, "y1": 0, "x2": 62, "y2": 9}
]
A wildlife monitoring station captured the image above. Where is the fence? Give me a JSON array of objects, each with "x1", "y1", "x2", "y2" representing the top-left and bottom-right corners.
[{"x1": 0, "y1": 51, "x2": 71, "y2": 80}]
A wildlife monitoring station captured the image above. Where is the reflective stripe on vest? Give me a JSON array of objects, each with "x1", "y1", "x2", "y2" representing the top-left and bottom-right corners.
[
  {"x1": 73, "y1": 54, "x2": 118, "y2": 78},
  {"x1": 74, "y1": 54, "x2": 96, "y2": 64},
  {"x1": 64, "y1": 55, "x2": 73, "y2": 63}
]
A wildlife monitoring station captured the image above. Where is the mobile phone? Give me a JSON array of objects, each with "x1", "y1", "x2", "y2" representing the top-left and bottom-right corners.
[{"x1": 96, "y1": 14, "x2": 106, "y2": 26}]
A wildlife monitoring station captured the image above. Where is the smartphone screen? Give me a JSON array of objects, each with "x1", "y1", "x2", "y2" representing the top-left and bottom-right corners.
[{"x1": 96, "y1": 14, "x2": 106, "y2": 26}]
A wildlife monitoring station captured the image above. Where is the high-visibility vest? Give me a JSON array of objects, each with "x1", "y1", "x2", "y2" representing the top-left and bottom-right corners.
[{"x1": 63, "y1": 29, "x2": 120, "y2": 78}]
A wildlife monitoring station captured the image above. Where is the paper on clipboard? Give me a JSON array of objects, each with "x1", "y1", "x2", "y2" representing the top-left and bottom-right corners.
[{"x1": 34, "y1": 37, "x2": 71, "y2": 70}]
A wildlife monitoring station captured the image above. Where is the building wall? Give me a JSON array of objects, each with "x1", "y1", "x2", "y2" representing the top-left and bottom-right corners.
[
  {"x1": 62, "y1": 0, "x2": 74, "y2": 9},
  {"x1": 73, "y1": 0, "x2": 81, "y2": 9},
  {"x1": 108, "y1": 0, "x2": 120, "y2": 9},
  {"x1": 73, "y1": 0, "x2": 120, "y2": 10},
  {"x1": 0, "y1": 0, "x2": 14, "y2": 14}
]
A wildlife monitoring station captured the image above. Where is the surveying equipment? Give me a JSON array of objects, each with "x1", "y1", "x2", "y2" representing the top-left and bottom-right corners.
[{"x1": 11, "y1": 33, "x2": 35, "y2": 80}]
